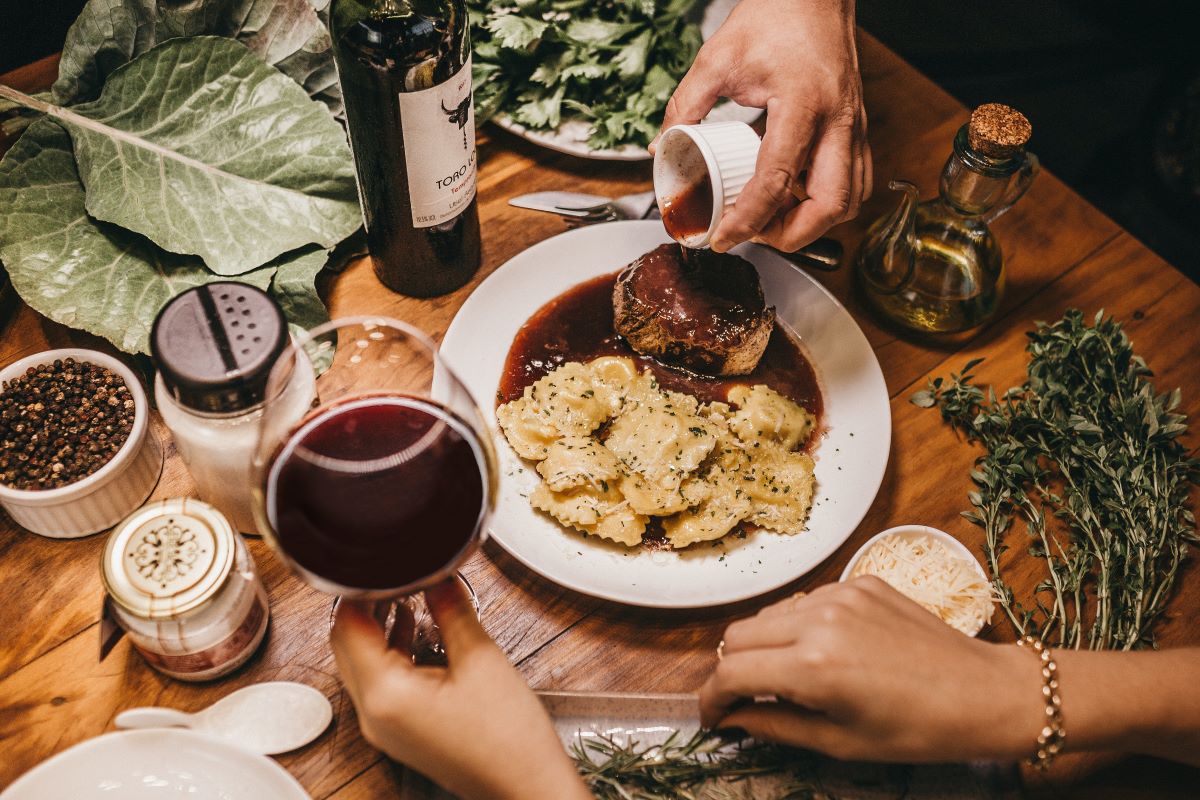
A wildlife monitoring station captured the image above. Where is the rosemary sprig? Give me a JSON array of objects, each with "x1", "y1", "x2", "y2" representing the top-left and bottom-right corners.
[
  {"x1": 913, "y1": 309, "x2": 1200, "y2": 650},
  {"x1": 570, "y1": 729, "x2": 835, "y2": 800}
]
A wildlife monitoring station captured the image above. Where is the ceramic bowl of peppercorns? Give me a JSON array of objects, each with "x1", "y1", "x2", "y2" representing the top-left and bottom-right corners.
[{"x1": 0, "y1": 349, "x2": 163, "y2": 538}]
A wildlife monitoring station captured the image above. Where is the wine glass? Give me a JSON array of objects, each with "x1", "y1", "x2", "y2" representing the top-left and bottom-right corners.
[{"x1": 251, "y1": 316, "x2": 496, "y2": 660}]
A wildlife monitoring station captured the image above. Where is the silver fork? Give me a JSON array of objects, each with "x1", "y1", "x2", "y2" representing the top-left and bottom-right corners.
[{"x1": 557, "y1": 191, "x2": 658, "y2": 223}]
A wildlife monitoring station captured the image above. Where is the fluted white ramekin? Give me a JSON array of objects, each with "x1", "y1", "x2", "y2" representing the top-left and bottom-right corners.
[
  {"x1": 653, "y1": 121, "x2": 761, "y2": 248},
  {"x1": 0, "y1": 348, "x2": 163, "y2": 538}
]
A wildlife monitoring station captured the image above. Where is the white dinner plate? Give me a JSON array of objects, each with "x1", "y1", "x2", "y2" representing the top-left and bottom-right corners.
[
  {"x1": 441, "y1": 221, "x2": 890, "y2": 608},
  {"x1": 490, "y1": 0, "x2": 760, "y2": 161},
  {"x1": 1, "y1": 729, "x2": 310, "y2": 799}
]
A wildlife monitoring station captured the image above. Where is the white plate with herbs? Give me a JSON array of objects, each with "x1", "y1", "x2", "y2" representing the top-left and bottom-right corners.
[
  {"x1": 441, "y1": 221, "x2": 890, "y2": 607},
  {"x1": 480, "y1": 0, "x2": 760, "y2": 161}
]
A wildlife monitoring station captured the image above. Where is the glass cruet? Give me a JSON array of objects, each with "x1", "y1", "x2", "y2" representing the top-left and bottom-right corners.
[{"x1": 855, "y1": 104, "x2": 1039, "y2": 334}]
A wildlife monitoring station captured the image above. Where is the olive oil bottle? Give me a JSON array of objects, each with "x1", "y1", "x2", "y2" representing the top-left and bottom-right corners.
[
  {"x1": 856, "y1": 104, "x2": 1038, "y2": 334},
  {"x1": 331, "y1": 0, "x2": 481, "y2": 297}
]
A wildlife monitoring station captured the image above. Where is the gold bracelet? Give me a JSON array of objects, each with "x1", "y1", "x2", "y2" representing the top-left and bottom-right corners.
[{"x1": 1016, "y1": 635, "x2": 1066, "y2": 769}]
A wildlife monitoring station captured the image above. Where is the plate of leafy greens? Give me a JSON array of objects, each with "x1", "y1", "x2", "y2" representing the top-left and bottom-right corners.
[{"x1": 470, "y1": 0, "x2": 760, "y2": 161}]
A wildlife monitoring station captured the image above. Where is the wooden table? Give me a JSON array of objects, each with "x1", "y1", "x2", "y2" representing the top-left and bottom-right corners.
[{"x1": 2, "y1": 32, "x2": 1197, "y2": 799}]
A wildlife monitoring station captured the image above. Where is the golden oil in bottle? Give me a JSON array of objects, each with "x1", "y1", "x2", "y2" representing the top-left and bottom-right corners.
[{"x1": 856, "y1": 104, "x2": 1036, "y2": 335}]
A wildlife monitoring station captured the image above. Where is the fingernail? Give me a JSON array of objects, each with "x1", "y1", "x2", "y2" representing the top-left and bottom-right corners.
[
  {"x1": 648, "y1": 134, "x2": 661, "y2": 154},
  {"x1": 712, "y1": 238, "x2": 734, "y2": 253}
]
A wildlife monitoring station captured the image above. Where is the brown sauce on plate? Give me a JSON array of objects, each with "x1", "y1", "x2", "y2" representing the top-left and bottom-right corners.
[{"x1": 497, "y1": 272, "x2": 823, "y2": 426}]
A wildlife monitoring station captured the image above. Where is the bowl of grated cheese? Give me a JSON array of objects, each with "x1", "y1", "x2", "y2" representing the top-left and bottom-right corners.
[{"x1": 840, "y1": 525, "x2": 995, "y2": 637}]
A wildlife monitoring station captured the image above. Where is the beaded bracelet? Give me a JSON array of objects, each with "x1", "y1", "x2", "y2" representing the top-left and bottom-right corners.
[{"x1": 1016, "y1": 635, "x2": 1066, "y2": 769}]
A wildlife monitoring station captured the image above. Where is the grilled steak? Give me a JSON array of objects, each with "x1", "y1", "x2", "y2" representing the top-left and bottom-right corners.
[{"x1": 613, "y1": 244, "x2": 775, "y2": 376}]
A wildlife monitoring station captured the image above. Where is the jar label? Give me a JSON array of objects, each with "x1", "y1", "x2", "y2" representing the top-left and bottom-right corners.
[
  {"x1": 397, "y1": 57, "x2": 477, "y2": 228},
  {"x1": 135, "y1": 589, "x2": 268, "y2": 678}
]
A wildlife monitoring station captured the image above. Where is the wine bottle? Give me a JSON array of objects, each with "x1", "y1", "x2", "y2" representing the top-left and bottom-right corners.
[{"x1": 331, "y1": 0, "x2": 482, "y2": 297}]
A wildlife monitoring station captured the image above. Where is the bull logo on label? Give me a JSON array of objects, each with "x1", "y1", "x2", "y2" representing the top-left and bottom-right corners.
[{"x1": 442, "y1": 92, "x2": 472, "y2": 150}]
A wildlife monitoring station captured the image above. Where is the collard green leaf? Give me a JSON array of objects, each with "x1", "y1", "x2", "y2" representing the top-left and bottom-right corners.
[
  {"x1": 48, "y1": 37, "x2": 360, "y2": 277},
  {"x1": 0, "y1": 118, "x2": 282, "y2": 354},
  {"x1": 269, "y1": 245, "x2": 330, "y2": 338},
  {"x1": 52, "y1": 0, "x2": 342, "y2": 116}
]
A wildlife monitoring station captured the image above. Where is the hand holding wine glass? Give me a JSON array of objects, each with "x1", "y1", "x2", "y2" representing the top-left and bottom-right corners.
[
  {"x1": 252, "y1": 316, "x2": 496, "y2": 658},
  {"x1": 331, "y1": 579, "x2": 592, "y2": 800}
]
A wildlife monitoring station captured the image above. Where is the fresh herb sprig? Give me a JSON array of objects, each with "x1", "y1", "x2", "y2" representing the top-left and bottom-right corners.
[
  {"x1": 571, "y1": 729, "x2": 836, "y2": 799},
  {"x1": 468, "y1": 0, "x2": 703, "y2": 150},
  {"x1": 913, "y1": 310, "x2": 1199, "y2": 650}
]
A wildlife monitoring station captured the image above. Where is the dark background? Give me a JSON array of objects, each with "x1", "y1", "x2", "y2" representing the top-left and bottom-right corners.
[{"x1": 1, "y1": 0, "x2": 1197, "y2": 282}]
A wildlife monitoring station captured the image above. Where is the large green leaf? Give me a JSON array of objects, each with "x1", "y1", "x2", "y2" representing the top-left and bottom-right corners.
[
  {"x1": 47, "y1": 37, "x2": 360, "y2": 277},
  {"x1": 269, "y1": 245, "x2": 330, "y2": 337},
  {"x1": 0, "y1": 117, "x2": 323, "y2": 355},
  {"x1": 52, "y1": 0, "x2": 342, "y2": 116}
]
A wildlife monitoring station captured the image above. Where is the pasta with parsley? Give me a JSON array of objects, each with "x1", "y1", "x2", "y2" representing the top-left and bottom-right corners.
[{"x1": 497, "y1": 358, "x2": 818, "y2": 549}]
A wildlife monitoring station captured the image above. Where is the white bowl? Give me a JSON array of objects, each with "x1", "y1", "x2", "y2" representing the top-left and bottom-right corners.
[
  {"x1": 0, "y1": 349, "x2": 163, "y2": 538},
  {"x1": 0, "y1": 728, "x2": 309, "y2": 799},
  {"x1": 840, "y1": 525, "x2": 991, "y2": 636},
  {"x1": 653, "y1": 121, "x2": 761, "y2": 248}
]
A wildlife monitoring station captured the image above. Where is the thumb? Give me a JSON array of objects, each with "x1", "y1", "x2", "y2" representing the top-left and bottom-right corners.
[
  {"x1": 718, "y1": 702, "x2": 850, "y2": 757},
  {"x1": 425, "y1": 578, "x2": 495, "y2": 665}
]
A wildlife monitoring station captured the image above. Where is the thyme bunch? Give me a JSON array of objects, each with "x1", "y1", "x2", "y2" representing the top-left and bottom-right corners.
[
  {"x1": 913, "y1": 310, "x2": 1199, "y2": 650},
  {"x1": 571, "y1": 729, "x2": 835, "y2": 799}
]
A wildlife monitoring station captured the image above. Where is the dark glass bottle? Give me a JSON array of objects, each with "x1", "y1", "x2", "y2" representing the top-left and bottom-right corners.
[{"x1": 331, "y1": 0, "x2": 481, "y2": 297}]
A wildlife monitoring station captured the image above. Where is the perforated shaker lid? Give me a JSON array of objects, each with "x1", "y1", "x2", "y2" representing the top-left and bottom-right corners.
[
  {"x1": 101, "y1": 498, "x2": 235, "y2": 620},
  {"x1": 150, "y1": 282, "x2": 288, "y2": 413}
]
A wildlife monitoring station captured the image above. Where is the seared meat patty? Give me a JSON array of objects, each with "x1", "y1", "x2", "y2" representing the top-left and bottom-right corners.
[{"x1": 613, "y1": 244, "x2": 775, "y2": 376}]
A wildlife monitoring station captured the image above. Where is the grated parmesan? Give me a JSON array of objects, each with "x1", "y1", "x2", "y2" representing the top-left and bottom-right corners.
[{"x1": 849, "y1": 534, "x2": 995, "y2": 635}]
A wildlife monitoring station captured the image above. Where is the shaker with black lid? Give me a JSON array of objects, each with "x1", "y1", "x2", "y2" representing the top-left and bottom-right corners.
[{"x1": 151, "y1": 283, "x2": 315, "y2": 533}]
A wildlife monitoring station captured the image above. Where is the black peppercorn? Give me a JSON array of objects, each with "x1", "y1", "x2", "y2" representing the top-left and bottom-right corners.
[{"x1": 0, "y1": 359, "x2": 137, "y2": 490}]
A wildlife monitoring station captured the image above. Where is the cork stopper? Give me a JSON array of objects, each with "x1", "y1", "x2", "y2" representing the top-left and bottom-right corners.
[{"x1": 968, "y1": 103, "x2": 1032, "y2": 159}]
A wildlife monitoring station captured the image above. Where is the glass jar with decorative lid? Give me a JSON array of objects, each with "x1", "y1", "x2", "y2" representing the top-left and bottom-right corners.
[{"x1": 101, "y1": 498, "x2": 270, "y2": 681}]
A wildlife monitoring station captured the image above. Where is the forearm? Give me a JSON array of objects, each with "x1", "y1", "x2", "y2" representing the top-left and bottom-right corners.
[
  {"x1": 490, "y1": 753, "x2": 591, "y2": 800},
  {"x1": 1053, "y1": 648, "x2": 1200, "y2": 766}
]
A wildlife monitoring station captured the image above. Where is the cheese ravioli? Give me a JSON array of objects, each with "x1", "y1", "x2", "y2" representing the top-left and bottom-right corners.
[{"x1": 498, "y1": 358, "x2": 818, "y2": 550}]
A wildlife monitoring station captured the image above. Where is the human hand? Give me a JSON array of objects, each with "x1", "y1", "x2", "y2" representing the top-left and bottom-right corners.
[
  {"x1": 700, "y1": 577, "x2": 1045, "y2": 762},
  {"x1": 656, "y1": 0, "x2": 870, "y2": 253},
  {"x1": 330, "y1": 580, "x2": 590, "y2": 800}
]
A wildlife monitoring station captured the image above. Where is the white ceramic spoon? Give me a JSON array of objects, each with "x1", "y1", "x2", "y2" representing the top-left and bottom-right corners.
[{"x1": 115, "y1": 681, "x2": 333, "y2": 755}]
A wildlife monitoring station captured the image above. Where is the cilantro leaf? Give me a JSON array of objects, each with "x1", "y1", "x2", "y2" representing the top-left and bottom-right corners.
[
  {"x1": 565, "y1": 18, "x2": 642, "y2": 45},
  {"x1": 487, "y1": 14, "x2": 550, "y2": 50},
  {"x1": 613, "y1": 29, "x2": 653, "y2": 79}
]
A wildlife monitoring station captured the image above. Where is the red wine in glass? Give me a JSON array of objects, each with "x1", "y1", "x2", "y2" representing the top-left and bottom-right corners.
[{"x1": 266, "y1": 395, "x2": 488, "y2": 594}]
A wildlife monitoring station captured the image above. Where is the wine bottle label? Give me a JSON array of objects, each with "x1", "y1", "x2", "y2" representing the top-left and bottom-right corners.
[{"x1": 398, "y1": 57, "x2": 477, "y2": 229}]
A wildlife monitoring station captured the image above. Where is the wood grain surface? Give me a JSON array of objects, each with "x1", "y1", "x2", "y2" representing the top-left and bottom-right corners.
[{"x1": 1, "y1": 32, "x2": 1197, "y2": 799}]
